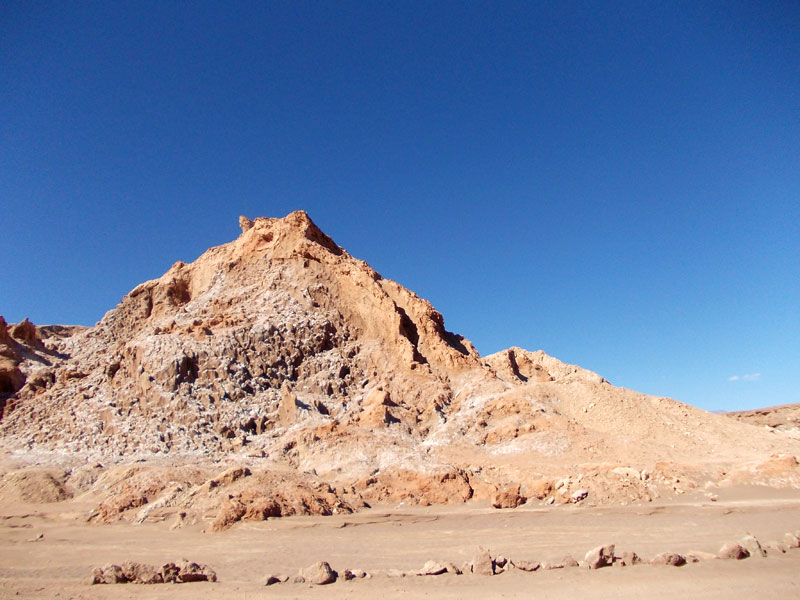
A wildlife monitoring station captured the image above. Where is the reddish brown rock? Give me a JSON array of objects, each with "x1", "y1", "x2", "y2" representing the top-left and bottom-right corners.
[
  {"x1": 90, "y1": 564, "x2": 127, "y2": 584},
  {"x1": 491, "y1": 485, "x2": 526, "y2": 509},
  {"x1": 176, "y1": 561, "x2": 217, "y2": 583},
  {"x1": 10, "y1": 318, "x2": 40, "y2": 346},
  {"x1": 121, "y1": 561, "x2": 163, "y2": 584}
]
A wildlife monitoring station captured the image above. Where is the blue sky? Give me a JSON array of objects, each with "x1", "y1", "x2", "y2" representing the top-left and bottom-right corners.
[{"x1": 2, "y1": 2, "x2": 798, "y2": 411}]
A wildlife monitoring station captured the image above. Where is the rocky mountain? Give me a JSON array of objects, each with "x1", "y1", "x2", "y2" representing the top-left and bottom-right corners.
[{"x1": 1, "y1": 211, "x2": 798, "y2": 528}]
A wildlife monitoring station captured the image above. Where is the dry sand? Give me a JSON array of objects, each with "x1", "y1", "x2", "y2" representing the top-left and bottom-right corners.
[{"x1": 2, "y1": 486, "x2": 799, "y2": 599}]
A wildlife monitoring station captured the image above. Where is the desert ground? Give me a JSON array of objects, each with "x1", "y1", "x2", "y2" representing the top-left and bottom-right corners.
[{"x1": 2, "y1": 483, "x2": 800, "y2": 599}]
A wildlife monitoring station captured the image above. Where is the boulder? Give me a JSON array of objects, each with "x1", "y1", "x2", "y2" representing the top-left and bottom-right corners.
[
  {"x1": 718, "y1": 543, "x2": 750, "y2": 560},
  {"x1": 160, "y1": 562, "x2": 181, "y2": 583},
  {"x1": 527, "y1": 479, "x2": 554, "y2": 500},
  {"x1": 491, "y1": 485, "x2": 526, "y2": 509},
  {"x1": 121, "y1": 561, "x2": 162, "y2": 584},
  {"x1": 299, "y1": 560, "x2": 337, "y2": 585},
  {"x1": 176, "y1": 561, "x2": 217, "y2": 582},
  {"x1": 650, "y1": 552, "x2": 686, "y2": 566},
  {"x1": 264, "y1": 575, "x2": 287, "y2": 585},
  {"x1": 471, "y1": 547, "x2": 495, "y2": 575},
  {"x1": 584, "y1": 544, "x2": 616, "y2": 569},
  {"x1": 90, "y1": 564, "x2": 127, "y2": 584}
]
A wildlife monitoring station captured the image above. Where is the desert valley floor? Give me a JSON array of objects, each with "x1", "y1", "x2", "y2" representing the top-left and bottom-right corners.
[{"x1": 2, "y1": 482, "x2": 800, "y2": 599}]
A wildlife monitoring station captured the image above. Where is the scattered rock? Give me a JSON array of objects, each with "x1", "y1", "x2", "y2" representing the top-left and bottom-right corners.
[
  {"x1": 764, "y1": 542, "x2": 787, "y2": 554},
  {"x1": 160, "y1": 562, "x2": 181, "y2": 583},
  {"x1": 718, "y1": 543, "x2": 750, "y2": 560},
  {"x1": 471, "y1": 547, "x2": 495, "y2": 575},
  {"x1": 584, "y1": 544, "x2": 616, "y2": 569},
  {"x1": 299, "y1": 561, "x2": 337, "y2": 585},
  {"x1": 527, "y1": 479, "x2": 554, "y2": 499},
  {"x1": 130, "y1": 562, "x2": 164, "y2": 584},
  {"x1": 561, "y1": 555, "x2": 579, "y2": 568},
  {"x1": 176, "y1": 561, "x2": 217, "y2": 582},
  {"x1": 344, "y1": 569, "x2": 368, "y2": 579},
  {"x1": 570, "y1": 489, "x2": 589, "y2": 503},
  {"x1": 90, "y1": 564, "x2": 126, "y2": 585},
  {"x1": 90, "y1": 560, "x2": 215, "y2": 585},
  {"x1": 615, "y1": 551, "x2": 640, "y2": 567},
  {"x1": 264, "y1": 575, "x2": 287, "y2": 585},
  {"x1": 784, "y1": 533, "x2": 800, "y2": 549},
  {"x1": 686, "y1": 551, "x2": 717, "y2": 562},
  {"x1": 650, "y1": 552, "x2": 686, "y2": 566},
  {"x1": 512, "y1": 560, "x2": 540, "y2": 572},
  {"x1": 417, "y1": 560, "x2": 449, "y2": 576},
  {"x1": 740, "y1": 535, "x2": 767, "y2": 558}
]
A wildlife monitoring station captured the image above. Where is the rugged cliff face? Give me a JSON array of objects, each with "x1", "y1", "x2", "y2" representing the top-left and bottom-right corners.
[
  {"x1": 1, "y1": 211, "x2": 799, "y2": 527},
  {"x1": 1, "y1": 211, "x2": 486, "y2": 457}
]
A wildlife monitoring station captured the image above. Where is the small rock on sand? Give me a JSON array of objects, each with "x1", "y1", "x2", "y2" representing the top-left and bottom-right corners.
[
  {"x1": 614, "y1": 551, "x2": 640, "y2": 567},
  {"x1": 740, "y1": 535, "x2": 767, "y2": 558},
  {"x1": 471, "y1": 547, "x2": 495, "y2": 575},
  {"x1": 718, "y1": 543, "x2": 750, "y2": 560},
  {"x1": 650, "y1": 552, "x2": 686, "y2": 567},
  {"x1": 584, "y1": 544, "x2": 616, "y2": 569},
  {"x1": 417, "y1": 560, "x2": 448, "y2": 576},
  {"x1": 784, "y1": 533, "x2": 800, "y2": 549},
  {"x1": 299, "y1": 561, "x2": 337, "y2": 585},
  {"x1": 512, "y1": 560, "x2": 540, "y2": 572},
  {"x1": 686, "y1": 551, "x2": 717, "y2": 562}
]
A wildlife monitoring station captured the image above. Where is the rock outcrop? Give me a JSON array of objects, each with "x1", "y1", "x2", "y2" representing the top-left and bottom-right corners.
[{"x1": 2, "y1": 210, "x2": 799, "y2": 519}]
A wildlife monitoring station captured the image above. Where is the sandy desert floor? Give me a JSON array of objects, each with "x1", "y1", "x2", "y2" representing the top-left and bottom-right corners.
[{"x1": 2, "y1": 486, "x2": 800, "y2": 599}]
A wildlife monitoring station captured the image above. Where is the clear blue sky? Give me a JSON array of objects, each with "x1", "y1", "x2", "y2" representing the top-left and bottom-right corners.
[{"x1": 2, "y1": 2, "x2": 798, "y2": 412}]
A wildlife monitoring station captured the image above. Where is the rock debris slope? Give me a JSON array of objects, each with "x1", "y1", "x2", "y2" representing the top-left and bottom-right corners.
[{"x1": 1, "y1": 211, "x2": 799, "y2": 524}]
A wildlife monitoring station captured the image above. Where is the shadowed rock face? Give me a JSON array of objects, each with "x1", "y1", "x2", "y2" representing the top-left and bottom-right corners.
[{"x1": 2, "y1": 210, "x2": 799, "y2": 513}]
